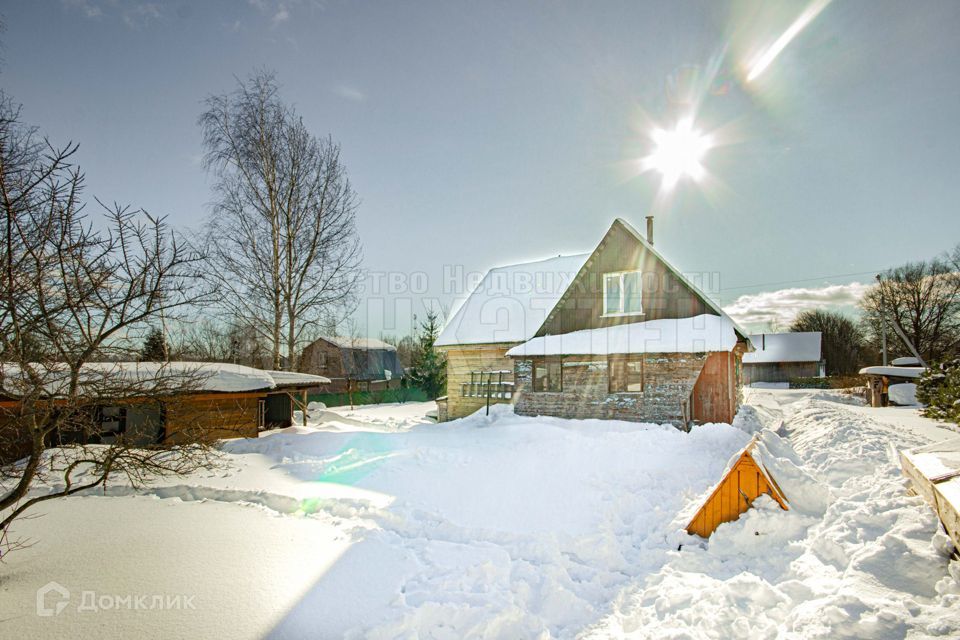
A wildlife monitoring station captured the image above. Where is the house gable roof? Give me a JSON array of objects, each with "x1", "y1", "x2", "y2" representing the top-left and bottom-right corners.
[
  {"x1": 538, "y1": 218, "x2": 751, "y2": 343},
  {"x1": 435, "y1": 253, "x2": 590, "y2": 346},
  {"x1": 436, "y1": 218, "x2": 750, "y2": 348}
]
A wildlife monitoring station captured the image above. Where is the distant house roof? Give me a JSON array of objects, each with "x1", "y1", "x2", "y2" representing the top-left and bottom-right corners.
[
  {"x1": 506, "y1": 314, "x2": 739, "y2": 357},
  {"x1": 436, "y1": 253, "x2": 590, "y2": 347},
  {"x1": 0, "y1": 362, "x2": 330, "y2": 398},
  {"x1": 742, "y1": 332, "x2": 822, "y2": 364},
  {"x1": 319, "y1": 336, "x2": 397, "y2": 351}
]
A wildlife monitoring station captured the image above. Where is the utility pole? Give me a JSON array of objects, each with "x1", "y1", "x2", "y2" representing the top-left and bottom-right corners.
[{"x1": 876, "y1": 274, "x2": 888, "y2": 366}]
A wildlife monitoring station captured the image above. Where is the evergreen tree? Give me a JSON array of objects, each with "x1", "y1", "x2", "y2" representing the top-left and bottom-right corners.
[
  {"x1": 140, "y1": 327, "x2": 169, "y2": 362},
  {"x1": 409, "y1": 311, "x2": 447, "y2": 399}
]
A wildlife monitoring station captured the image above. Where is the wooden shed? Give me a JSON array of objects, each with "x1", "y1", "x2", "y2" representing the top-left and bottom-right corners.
[
  {"x1": 686, "y1": 434, "x2": 789, "y2": 538},
  {"x1": 0, "y1": 362, "x2": 330, "y2": 463}
]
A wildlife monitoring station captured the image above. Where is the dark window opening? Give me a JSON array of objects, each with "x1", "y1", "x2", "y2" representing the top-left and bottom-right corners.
[
  {"x1": 609, "y1": 356, "x2": 644, "y2": 393},
  {"x1": 532, "y1": 357, "x2": 562, "y2": 392}
]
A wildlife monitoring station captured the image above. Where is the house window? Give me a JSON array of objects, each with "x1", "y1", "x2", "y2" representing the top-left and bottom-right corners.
[
  {"x1": 603, "y1": 271, "x2": 643, "y2": 316},
  {"x1": 609, "y1": 356, "x2": 644, "y2": 393},
  {"x1": 98, "y1": 405, "x2": 127, "y2": 436},
  {"x1": 532, "y1": 357, "x2": 562, "y2": 392}
]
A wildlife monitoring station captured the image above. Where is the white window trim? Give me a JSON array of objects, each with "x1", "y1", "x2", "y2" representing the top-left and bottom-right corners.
[{"x1": 601, "y1": 270, "x2": 644, "y2": 318}]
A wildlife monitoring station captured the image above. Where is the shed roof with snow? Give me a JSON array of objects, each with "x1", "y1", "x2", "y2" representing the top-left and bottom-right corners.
[
  {"x1": 742, "y1": 332, "x2": 821, "y2": 364},
  {"x1": 686, "y1": 433, "x2": 789, "y2": 538},
  {"x1": 858, "y1": 366, "x2": 926, "y2": 379},
  {"x1": 0, "y1": 361, "x2": 330, "y2": 398}
]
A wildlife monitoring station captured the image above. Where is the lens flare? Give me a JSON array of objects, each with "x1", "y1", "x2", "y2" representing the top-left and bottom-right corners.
[
  {"x1": 643, "y1": 118, "x2": 714, "y2": 189},
  {"x1": 746, "y1": 0, "x2": 832, "y2": 82}
]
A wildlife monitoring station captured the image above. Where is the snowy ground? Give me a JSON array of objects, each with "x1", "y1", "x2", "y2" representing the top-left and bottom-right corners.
[{"x1": 2, "y1": 394, "x2": 960, "y2": 639}]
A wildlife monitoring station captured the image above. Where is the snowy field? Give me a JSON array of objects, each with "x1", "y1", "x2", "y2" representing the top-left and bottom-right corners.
[{"x1": 3, "y1": 391, "x2": 960, "y2": 638}]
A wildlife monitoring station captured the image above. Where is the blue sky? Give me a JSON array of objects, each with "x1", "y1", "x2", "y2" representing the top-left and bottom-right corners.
[{"x1": 3, "y1": 0, "x2": 959, "y2": 336}]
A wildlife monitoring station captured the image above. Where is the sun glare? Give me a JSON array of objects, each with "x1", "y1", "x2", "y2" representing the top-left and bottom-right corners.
[{"x1": 643, "y1": 118, "x2": 713, "y2": 189}]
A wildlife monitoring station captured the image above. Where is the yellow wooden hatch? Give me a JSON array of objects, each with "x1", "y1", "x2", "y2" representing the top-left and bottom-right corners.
[{"x1": 686, "y1": 434, "x2": 789, "y2": 538}]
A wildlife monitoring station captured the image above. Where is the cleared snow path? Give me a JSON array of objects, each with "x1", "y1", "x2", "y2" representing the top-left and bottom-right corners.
[{"x1": 584, "y1": 389, "x2": 960, "y2": 639}]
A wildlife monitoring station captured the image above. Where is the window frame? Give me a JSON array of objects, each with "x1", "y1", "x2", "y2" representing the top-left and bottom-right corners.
[
  {"x1": 531, "y1": 357, "x2": 562, "y2": 393},
  {"x1": 608, "y1": 355, "x2": 645, "y2": 394},
  {"x1": 602, "y1": 270, "x2": 644, "y2": 317}
]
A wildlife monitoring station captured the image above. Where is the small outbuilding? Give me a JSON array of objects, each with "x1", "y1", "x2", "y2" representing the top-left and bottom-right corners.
[
  {"x1": 0, "y1": 362, "x2": 329, "y2": 463},
  {"x1": 859, "y1": 365, "x2": 926, "y2": 407},
  {"x1": 742, "y1": 332, "x2": 824, "y2": 385},
  {"x1": 686, "y1": 434, "x2": 789, "y2": 538},
  {"x1": 300, "y1": 337, "x2": 404, "y2": 394}
]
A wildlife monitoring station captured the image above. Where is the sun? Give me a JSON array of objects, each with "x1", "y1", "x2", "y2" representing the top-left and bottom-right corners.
[{"x1": 643, "y1": 118, "x2": 714, "y2": 189}]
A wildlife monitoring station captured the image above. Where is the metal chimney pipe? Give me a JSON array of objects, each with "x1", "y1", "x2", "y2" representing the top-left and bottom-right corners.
[{"x1": 645, "y1": 216, "x2": 654, "y2": 245}]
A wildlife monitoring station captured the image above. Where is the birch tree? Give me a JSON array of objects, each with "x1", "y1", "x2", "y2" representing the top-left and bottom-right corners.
[{"x1": 199, "y1": 71, "x2": 362, "y2": 370}]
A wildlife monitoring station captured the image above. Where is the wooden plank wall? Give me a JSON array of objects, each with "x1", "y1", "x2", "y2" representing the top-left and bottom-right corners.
[
  {"x1": 687, "y1": 452, "x2": 787, "y2": 538},
  {"x1": 692, "y1": 352, "x2": 734, "y2": 424},
  {"x1": 901, "y1": 451, "x2": 960, "y2": 550},
  {"x1": 442, "y1": 344, "x2": 515, "y2": 420},
  {"x1": 164, "y1": 394, "x2": 261, "y2": 443}
]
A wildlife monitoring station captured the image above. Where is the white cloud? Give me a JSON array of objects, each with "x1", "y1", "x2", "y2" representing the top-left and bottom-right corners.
[
  {"x1": 271, "y1": 5, "x2": 290, "y2": 25},
  {"x1": 333, "y1": 85, "x2": 366, "y2": 102},
  {"x1": 722, "y1": 282, "x2": 870, "y2": 332}
]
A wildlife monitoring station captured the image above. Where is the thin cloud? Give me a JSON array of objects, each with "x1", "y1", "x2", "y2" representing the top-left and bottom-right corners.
[
  {"x1": 61, "y1": 0, "x2": 102, "y2": 18},
  {"x1": 271, "y1": 5, "x2": 290, "y2": 26},
  {"x1": 333, "y1": 85, "x2": 366, "y2": 102},
  {"x1": 61, "y1": 0, "x2": 163, "y2": 28},
  {"x1": 723, "y1": 282, "x2": 870, "y2": 332}
]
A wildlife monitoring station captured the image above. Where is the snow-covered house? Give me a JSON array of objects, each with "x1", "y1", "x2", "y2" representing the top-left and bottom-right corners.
[
  {"x1": 300, "y1": 336, "x2": 403, "y2": 393},
  {"x1": 0, "y1": 362, "x2": 329, "y2": 463},
  {"x1": 436, "y1": 218, "x2": 752, "y2": 426},
  {"x1": 741, "y1": 332, "x2": 824, "y2": 384}
]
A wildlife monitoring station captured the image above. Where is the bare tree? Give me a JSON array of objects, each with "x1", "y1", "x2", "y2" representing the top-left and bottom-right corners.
[
  {"x1": 199, "y1": 71, "x2": 362, "y2": 371},
  {"x1": 0, "y1": 94, "x2": 217, "y2": 553},
  {"x1": 860, "y1": 250, "x2": 960, "y2": 363},
  {"x1": 789, "y1": 309, "x2": 863, "y2": 375}
]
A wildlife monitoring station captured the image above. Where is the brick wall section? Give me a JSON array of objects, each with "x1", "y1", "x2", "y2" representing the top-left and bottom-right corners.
[{"x1": 512, "y1": 353, "x2": 708, "y2": 426}]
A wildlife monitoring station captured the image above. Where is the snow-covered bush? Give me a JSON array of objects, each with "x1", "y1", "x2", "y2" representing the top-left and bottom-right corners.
[{"x1": 917, "y1": 358, "x2": 960, "y2": 423}]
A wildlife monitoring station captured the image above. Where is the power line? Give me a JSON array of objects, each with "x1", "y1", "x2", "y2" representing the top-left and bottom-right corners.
[{"x1": 718, "y1": 269, "x2": 884, "y2": 293}]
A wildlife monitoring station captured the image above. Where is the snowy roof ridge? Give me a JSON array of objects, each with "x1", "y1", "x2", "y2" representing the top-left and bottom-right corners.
[
  {"x1": 436, "y1": 252, "x2": 591, "y2": 347},
  {"x1": 320, "y1": 336, "x2": 397, "y2": 351},
  {"x1": 742, "y1": 332, "x2": 822, "y2": 364},
  {"x1": 505, "y1": 314, "x2": 738, "y2": 357}
]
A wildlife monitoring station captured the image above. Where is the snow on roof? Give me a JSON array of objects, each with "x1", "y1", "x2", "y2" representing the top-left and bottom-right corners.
[
  {"x1": 436, "y1": 253, "x2": 590, "y2": 347},
  {"x1": 742, "y1": 332, "x2": 822, "y2": 364},
  {"x1": 891, "y1": 356, "x2": 922, "y2": 367},
  {"x1": 505, "y1": 314, "x2": 738, "y2": 357},
  {"x1": 262, "y1": 370, "x2": 331, "y2": 388},
  {"x1": 858, "y1": 366, "x2": 926, "y2": 379},
  {"x1": 320, "y1": 337, "x2": 397, "y2": 351},
  {"x1": 0, "y1": 361, "x2": 330, "y2": 398}
]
